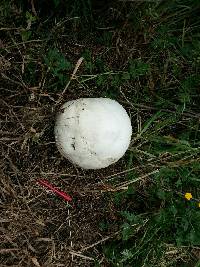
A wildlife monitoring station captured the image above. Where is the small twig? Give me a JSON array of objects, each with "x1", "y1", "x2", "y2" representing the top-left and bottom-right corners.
[
  {"x1": 114, "y1": 169, "x2": 159, "y2": 191},
  {"x1": 1, "y1": 73, "x2": 27, "y2": 88},
  {"x1": 69, "y1": 232, "x2": 119, "y2": 261},
  {"x1": 80, "y1": 233, "x2": 119, "y2": 252},
  {"x1": 0, "y1": 248, "x2": 19, "y2": 253},
  {"x1": 30, "y1": 0, "x2": 37, "y2": 17},
  {"x1": 4, "y1": 39, "x2": 46, "y2": 49},
  {"x1": 39, "y1": 171, "x2": 84, "y2": 178},
  {"x1": 39, "y1": 66, "x2": 50, "y2": 91},
  {"x1": 120, "y1": 88, "x2": 200, "y2": 119},
  {"x1": 71, "y1": 57, "x2": 84, "y2": 80},
  {"x1": 99, "y1": 166, "x2": 144, "y2": 181},
  {"x1": 69, "y1": 251, "x2": 95, "y2": 261},
  {"x1": 0, "y1": 27, "x2": 19, "y2": 31},
  {"x1": 68, "y1": 208, "x2": 73, "y2": 254},
  {"x1": 0, "y1": 137, "x2": 20, "y2": 141},
  {"x1": 57, "y1": 57, "x2": 84, "y2": 104}
]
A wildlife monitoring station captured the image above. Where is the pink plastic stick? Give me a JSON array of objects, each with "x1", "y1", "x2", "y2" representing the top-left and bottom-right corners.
[{"x1": 37, "y1": 179, "x2": 72, "y2": 202}]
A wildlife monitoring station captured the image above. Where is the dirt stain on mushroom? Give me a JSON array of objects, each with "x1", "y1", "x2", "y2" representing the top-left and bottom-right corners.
[{"x1": 71, "y1": 137, "x2": 76, "y2": 150}]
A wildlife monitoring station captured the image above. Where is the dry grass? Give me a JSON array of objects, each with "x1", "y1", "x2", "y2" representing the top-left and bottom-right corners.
[{"x1": 0, "y1": 48, "x2": 129, "y2": 265}]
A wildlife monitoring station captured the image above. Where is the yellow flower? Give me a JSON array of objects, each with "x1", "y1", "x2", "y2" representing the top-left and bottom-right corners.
[
  {"x1": 184, "y1": 192, "x2": 192, "y2": 201},
  {"x1": 198, "y1": 203, "x2": 200, "y2": 208}
]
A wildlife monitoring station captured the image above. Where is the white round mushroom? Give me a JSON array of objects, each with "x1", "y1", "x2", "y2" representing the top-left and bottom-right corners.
[{"x1": 54, "y1": 98, "x2": 132, "y2": 169}]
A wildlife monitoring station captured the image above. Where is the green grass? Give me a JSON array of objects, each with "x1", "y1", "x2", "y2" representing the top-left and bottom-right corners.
[{"x1": 1, "y1": 0, "x2": 200, "y2": 266}]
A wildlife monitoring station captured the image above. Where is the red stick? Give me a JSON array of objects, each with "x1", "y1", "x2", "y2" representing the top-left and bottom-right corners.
[{"x1": 37, "y1": 179, "x2": 72, "y2": 202}]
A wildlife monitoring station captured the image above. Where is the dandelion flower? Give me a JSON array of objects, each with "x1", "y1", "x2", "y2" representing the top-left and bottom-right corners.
[{"x1": 184, "y1": 192, "x2": 192, "y2": 201}]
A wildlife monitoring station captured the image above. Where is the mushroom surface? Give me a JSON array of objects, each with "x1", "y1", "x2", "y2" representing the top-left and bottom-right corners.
[{"x1": 55, "y1": 98, "x2": 132, "y2": 169}]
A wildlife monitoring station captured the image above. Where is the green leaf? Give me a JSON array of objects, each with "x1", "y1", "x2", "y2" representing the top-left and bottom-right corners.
[
  {"x1": 121, "y1": 222, "x2": 133, "y2": 241},
  {"x1": 120, "y1": 211, "x2": 137, "y2": 223},
  {"x1": 44, "y1": 48, "x2": 72, "y2": 84},
  {"x1": 21, "y1": 30, "x2": 32, "y2": 41},
  {"x1": 129, "y1": 59, "x2": 150, "y2": 79},
  {"x1": 121, "y1": 249, "x2": 134, "y2": 262},
  {"x1": 156, "y1": 189, "x2": 166, "y2": 200},
  {"x1": 122, "y1": 72, "x2": 131, "y2": 80},
  {"x1": 96, "y1": 75, "x2": 107, "y2": 86}
]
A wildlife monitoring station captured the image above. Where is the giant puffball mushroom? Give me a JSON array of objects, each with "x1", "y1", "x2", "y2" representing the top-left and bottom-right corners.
[{"x1": 54, "y1": 98, "x2": 132, "y2": 169}]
